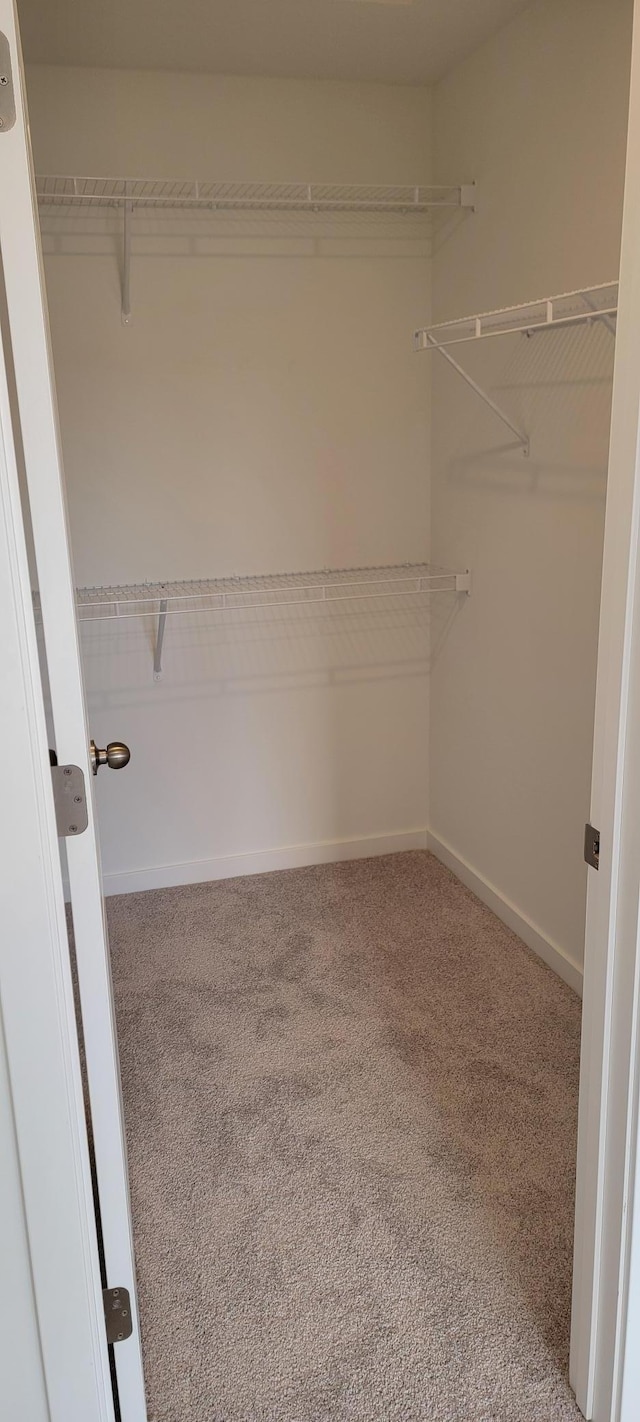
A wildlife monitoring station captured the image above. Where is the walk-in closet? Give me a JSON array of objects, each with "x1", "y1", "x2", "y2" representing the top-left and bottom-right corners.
[{"x1": 12, "y1": 0, "x2": 635, "y2": 1417}]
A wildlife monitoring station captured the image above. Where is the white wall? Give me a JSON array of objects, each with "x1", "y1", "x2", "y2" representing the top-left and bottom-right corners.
[
  {"x1": 27, "y1": 5, "x2": 630, "y2": 969},
  {"x1": 428, "y1": 0, "x2": 633, "y2": 977},
  {"x1": 26, "y1": 68, "x2": 434, "y2": 890}
]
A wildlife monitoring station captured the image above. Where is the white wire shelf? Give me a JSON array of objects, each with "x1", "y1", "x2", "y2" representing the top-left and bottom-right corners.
[
  {"x1": 414, "y1": 283, "x2": 618, "y2": 457},
  {"x1": 75, "y1": 562, "x2": 471, "y2": 679},
  {"x1": 76, "y1": 563, "x2": 471, "y2": 619},
  {"x1": 36, "y1": 175, "x2": 476, "y2": 214},
  {"x1": 36, "y1": 175, "x2": 475, "y2": 326},
  {"x1": 413, "y1": 283, "x2": 618, "y2": 351}
]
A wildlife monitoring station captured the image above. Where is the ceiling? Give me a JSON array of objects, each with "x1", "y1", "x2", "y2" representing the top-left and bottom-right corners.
[{"x1": 17, "y1": 0, "x2": 533, "y2": 86}]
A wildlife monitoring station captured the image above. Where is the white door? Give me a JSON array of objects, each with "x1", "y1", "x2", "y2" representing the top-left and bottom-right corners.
[
  {"x1": 571, "y1": 5, "x2": 640, "y2": 1419},
  {"x1": 0, "y1": 4, "x2": 147, "y2": 1419},
  {"x1": 0, "y1": 287, "x2": 114, "y2": 1422}
]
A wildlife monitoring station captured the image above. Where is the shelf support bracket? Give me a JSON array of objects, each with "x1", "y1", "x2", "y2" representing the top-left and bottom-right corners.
[
  {"x1": 581, "y1": 291, "x2": 617, "y2": 338},
  {"x1": 121, "y1": 195, "x2": 132, "y2": 326},
  {"x1": 154, "y1": 599, "x2": 167, "y2": 680},
  {"x1": 426, "y1": 335, "x2": 530, "y2": 456}
]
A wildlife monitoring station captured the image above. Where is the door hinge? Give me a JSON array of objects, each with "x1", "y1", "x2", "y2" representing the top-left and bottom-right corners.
[
  {"x1": 51, "y1": 762, "x2": 89, "y2": 837},
  {"x1": 584, "y1": 823, "x2": 600, "y2": 871},
  {"x1": 0, "y1": 34, "x2": 16, "y2": 132},
  {"x1": 102, "y1": 1287, "x2": 133, "y2": 1345}
]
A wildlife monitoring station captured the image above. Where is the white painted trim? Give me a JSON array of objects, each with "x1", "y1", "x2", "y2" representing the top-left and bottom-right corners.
[
  {"x1": 104, "y1": 825, "x2": 584, "y2": 1000},
  {"x1": 105, "y1": 827, "x2": 585, "y2": 1004},
  {"x1": 0, "y1": 156, "x2": 113, "y2": 1422},
  {"x1": 618, "y1": 909, "x2": 640, "y2": 1422},
  {"x1": 426, "y1": 831, "x2": 583, "y2": 996},
  {"x1": 0, "y1": 5, "x2": 147, "y2": 1416},
  {"x1": 571, "y1": 5, "x2": 640, "y2": 1417},
  {"x1": 103, "y1": 829, "x2": 429, "y2": 896}
]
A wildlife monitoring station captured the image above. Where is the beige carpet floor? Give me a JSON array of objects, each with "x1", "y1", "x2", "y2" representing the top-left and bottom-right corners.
[{"x1": 107, "y1": 850, "x2": 583, "y2": 1422}]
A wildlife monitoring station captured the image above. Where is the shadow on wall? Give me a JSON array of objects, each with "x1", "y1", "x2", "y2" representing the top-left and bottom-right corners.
[
  {"x1": 37, "y1": 202, "x2": 474, "y2": 264},
  {"x1": 78, "y1": 596, "x2": 468, "y2": 710},
  {"x1": 82, "y1": 599, "x2": 466, "y2": 877},
  {"x1": 434, "y1": 318, "x2": 614, "y2": 498},
  {"x1": 84, "y1": 601, "x2": 444, "y2": 878}
]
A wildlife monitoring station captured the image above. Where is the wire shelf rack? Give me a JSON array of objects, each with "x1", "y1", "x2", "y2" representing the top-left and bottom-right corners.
[
  {"x1": 76, "y1": 562, "x2": 470, "y2": 619},
  {"x1": 75, "y1": 562, "x2": 471, "y2": 679},
  {"x1": 414, "y1": 283, "x2": 618, "y2": 351},
  {"x1": 413, "y1": 283, "x2": 618, "y2": 457},
  {"x1": 36, "y1": 176, "x2": 476, "y2": 214},
  {"x1": 36, "y1": 175, "x2": 475, "y2": 324}
]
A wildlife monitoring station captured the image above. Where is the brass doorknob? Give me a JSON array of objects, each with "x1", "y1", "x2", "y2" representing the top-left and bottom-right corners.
[{"x1": 90, "y1": 740, "x2": 131, "y2": 775}]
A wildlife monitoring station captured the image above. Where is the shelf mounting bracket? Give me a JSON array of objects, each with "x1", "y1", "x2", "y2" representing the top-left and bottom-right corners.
[
  {"x1": 154, "y1": 599, "x2": 167, "y2": 680},
  {"x1": 581, "y1": 291, "x2": 617, "y2": 338},
  {"x1": 121, "y1": 193, "x2": 132, "y2": 326},
  {"x1": 425, "y1": 335, "x2": 530, "y2": 456}
]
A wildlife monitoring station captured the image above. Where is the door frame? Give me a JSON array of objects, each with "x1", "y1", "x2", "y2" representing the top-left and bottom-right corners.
[
  {"x1": 570, "y1": 3, "x2": 640, "y2": 1417},
  {"x1": 1, "y1": 3, "x2": 640, "y2": 1421}
]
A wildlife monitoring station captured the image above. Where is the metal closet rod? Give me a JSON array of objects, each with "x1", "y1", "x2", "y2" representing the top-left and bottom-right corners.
[{"x1": 414, "y1": 283, "x2": 619, "y2": 458}]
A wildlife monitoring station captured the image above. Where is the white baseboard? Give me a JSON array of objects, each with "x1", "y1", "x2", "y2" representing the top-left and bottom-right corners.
[
  {"x1": 427, "y1": 830, "x2": 583, "y2": 996},
  {"x1": 102, "y1": 828, "x2": 429, "y2": 898},
  {"x1": 102, "y1": 826, "x2": 583, "y2": 996}
]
